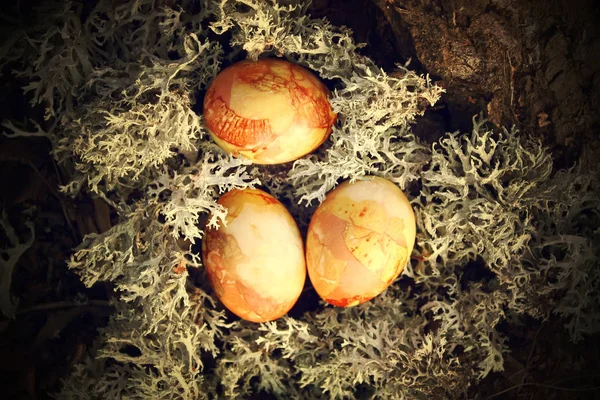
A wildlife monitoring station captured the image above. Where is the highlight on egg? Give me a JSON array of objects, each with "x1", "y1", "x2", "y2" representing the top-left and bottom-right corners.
[
  {"x1": 203, "y1": 58, "x2": 337, "y2": 164},
  {"x1": 201, "y1": 188, "x2": 306, "y2": 322},
  {"x1": 305, "y1": 177, "x2": 416, "y2": 307}
]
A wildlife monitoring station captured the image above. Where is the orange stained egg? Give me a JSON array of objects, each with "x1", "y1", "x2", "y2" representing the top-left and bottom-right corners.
[
  {"x1": 203, "y1": 58, "x2": 337, "y2": 164},
  {"x1": 201, "y1": 188, "x2": 306, "y2": 322},
  {"x1": 306, "y1": 177, "x2": 416, "y2": 307}
]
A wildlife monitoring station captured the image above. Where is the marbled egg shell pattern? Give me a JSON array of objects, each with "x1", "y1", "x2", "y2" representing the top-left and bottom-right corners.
[
  {"x1": 306, "y1": 177, "x2": 416, "y2": 307},
  {"x1": 202, "y1": 188, "x2": 306, "y2": 322},
  {"x1": 203, "y1": 58, "x2": 336, "y2": 164}
]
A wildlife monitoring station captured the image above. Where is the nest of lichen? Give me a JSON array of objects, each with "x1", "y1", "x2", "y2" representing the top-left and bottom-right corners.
[{"x1": 1, "y1": 1, "x2": 599, "y2": 399}]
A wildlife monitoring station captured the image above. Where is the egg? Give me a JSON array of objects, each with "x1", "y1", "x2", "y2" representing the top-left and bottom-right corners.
[
  {"x1": 201, "y1": 188, "x2": 306, "y2": 322},
  {"x1": 203, "y1": 58, "x2": 337, "y2": 164},
  {"x1": 306, "y1": 177, "x2": 416, "y2": 307}
]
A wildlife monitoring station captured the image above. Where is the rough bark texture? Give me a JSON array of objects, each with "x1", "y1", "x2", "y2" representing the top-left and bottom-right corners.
[{"x1": 311, "y1": 0, "x2": 599, "y2": 166}]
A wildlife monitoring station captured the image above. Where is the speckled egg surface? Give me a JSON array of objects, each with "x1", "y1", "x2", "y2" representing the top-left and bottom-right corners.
[
  {"x1": 306, "y1": 177, "x2": 416, "y2": 307},
  {"x1": 202, "y1": 188, "x2": 306, "y2": 322},
  {"x1": 203, "y1": 58, "x2": 336, "y2": 164}
]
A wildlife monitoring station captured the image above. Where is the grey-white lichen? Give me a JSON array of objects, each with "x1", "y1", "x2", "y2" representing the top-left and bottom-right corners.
[{"x1": 1, "y1": 0, "x2": 598, "y2": 399}]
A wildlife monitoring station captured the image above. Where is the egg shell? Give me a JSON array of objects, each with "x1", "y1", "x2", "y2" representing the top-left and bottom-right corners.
[
  {"x1": 203, "y1": 58, "x2": 337, "y2": 164},
  {"x1": 306, "y1": 177, "x2": 416, "y2": 307},
  {"x1": 202, "y1": 188, "x2": 306, "y2": 322}
]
